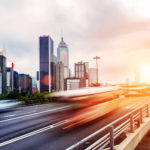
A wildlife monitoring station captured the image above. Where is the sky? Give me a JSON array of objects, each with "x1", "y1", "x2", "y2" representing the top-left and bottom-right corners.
[{"x1": 1, "y1": 0, "x2": 150, "y2": 83}]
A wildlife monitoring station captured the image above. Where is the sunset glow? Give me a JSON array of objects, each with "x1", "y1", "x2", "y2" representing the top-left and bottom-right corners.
[
  {"x1": 134, "y1": 0, "x2": 150, "y2": 19},
  {"x1": 140, "y1": 64, "x2": 150, "y2": 83}
]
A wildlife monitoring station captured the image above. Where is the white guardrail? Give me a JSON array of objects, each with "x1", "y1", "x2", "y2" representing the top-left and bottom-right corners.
[{"x1": 67, "y1": 102, "x2": 150, "y2": 150}]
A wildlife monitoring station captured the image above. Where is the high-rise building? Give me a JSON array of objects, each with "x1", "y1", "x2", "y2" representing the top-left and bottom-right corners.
[
  {"x1": 51, "y1": 61, "x2": 56, "y2": 92},
  {"x1": 6, "y1": 62, "x2": 14, "y2": 92},
  {"x1": 6, "y1": 67, "x2": 14, "y2": 92},
  {"x1": 85, "y1": 62, "x2": 89, "y2": 78},
  {"x1": 0, "y1": 69, "x2": 2, "y2": 94},
  {"x1": 75, "y1": 62, "x2": 88, "y2": 79},
  {"x1": 13, "y1": 71, "x2": 19, "y2": 90},
  {"x1": 56, "y1": 61, "x2": 64, "y2": 91},
  {"x1": 18, "y1": 74, "x2": 32, "y2": 94},
  {"x1": 39, "y1": 35, "x2": 55, "y2": 92},
  {"x1": 64, "y1": 61, "x2": 89, "y2": 90},
  {"x1": 57, "y1": 37, "x2": 69, "y2": 79},
  {"x1": 88, "y1": 68, "x2": 97, "y2": 86},
  {"x1": 0, "y1": 53, "x2": 6, "y2": 94},
  {"x1": 53, "y1": 55, "x2": 58, "y2": 63},
  {"x1": 36, "y1": 71, "x2": 40, "y2": 92}
]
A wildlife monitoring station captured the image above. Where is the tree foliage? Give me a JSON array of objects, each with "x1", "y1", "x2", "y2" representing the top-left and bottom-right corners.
[{"x1": 0, "y1": 90, "x2": 52, "y2": 105}]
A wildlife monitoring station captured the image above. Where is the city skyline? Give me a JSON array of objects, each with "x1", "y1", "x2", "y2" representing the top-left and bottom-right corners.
[
  {"x1": 1, "y1": 0, "x2": 150, "y2": 83},
  {"x1": 1, "y1": 1, "x2": 150, "y2": 150}
]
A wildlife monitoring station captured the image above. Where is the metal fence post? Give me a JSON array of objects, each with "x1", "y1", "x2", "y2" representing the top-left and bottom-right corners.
[
  {"x1": 130, "y1": 113, "x2": 134, "y2": 133},
  {"x1": 147, "y1": 104, "x2": 149, "y2": 117},
  {"x1": 110, "y1": 126, "x2": 114, "y2": 150},
  {"x1": 140, "y1": 108, "x2": 143, "y2": 123}
]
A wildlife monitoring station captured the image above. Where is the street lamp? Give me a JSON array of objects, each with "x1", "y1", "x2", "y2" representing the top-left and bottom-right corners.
[{"x1": 93, "y1": 56, "x2": 101, "y2": 84}]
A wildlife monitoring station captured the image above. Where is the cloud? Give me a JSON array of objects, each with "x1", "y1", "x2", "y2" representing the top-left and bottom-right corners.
[{"x1": 0, "y1": 0, "x2": 150, "y2": 83}]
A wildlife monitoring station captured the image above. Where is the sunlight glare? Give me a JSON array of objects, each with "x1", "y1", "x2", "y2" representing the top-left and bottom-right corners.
[{"x1": 140, "y1": 64, "x2": 150, "y2": 83}]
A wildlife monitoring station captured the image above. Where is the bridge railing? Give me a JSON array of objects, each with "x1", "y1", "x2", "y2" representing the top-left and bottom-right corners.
[{"x1": 67, "y1": 102, "x2": 150, "y2": 150}]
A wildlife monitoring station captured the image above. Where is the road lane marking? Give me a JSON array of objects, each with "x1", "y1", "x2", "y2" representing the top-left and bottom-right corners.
[
  {"x1": 3, "y1": 115, "x2": 16, "y2": 118},
  {"x1": 0, "y1": 120, "x2": 69, "y2": 147},
  {"x1": 0, "y1": 105, "x2": 72, "y2": 123},
  {"x1": 3, "y1": 111, "x2": 36, "y2": 118},
  {"x1": 125, "y1": 104, "x2": 136, "y2": 109},
  {"x1": 16, "y1": 110, "x2": 36, "y2": 116},
  {"x1": 125, "y1": 100, "x2": 146, "y2": 109}
]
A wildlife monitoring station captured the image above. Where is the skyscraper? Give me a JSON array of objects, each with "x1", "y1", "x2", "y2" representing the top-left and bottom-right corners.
[
  {"x1": 88, "y1": 68, "x2": 97, "y2": 86},
  {"x1": 64, "y1": 61, "x2": 89, "y2": 90},
  {"x1": 39, "y1": 35, "x2": 54, "y2": 92},
  {"x1": 0, "y1": 68, "x2": 2, "y2": 94},
  {"x1": 14, "y1": 71, "x2": 19, "y2": 90},
  {"x1": 57, "y1": 37, "x2": 69, "y2": 79},
  {"x1": 6, "y1": 67, "x2": 14, "y2": 92},
  {"x1": 75, "y1": 62, "x2": 89, "y2": 79},
  {"x1": 56, "y1": 61, "x2": 64, "y2": 91},
  {"x1": 18, "y1": 74, "x2": 32, "y2": 94},
  {"x1": 6, "y1": 62, "x2": 14, "y2": 92},
  {"x1": 0, "y1": 53, "x2": 6, "y2": 94}
]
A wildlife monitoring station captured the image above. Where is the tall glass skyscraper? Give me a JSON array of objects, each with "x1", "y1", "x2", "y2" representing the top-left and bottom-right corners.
[
  {"x1": 39, "y1": 36, "x2": 54, "y2": 92},
  {"x1": 57, "y1": 37, "x2": 69, "y2": 79},
  {"x1": 0, "y1": 54, "x2": 6, "y2": 94}
]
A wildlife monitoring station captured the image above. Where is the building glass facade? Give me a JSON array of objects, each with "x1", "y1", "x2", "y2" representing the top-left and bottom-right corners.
[
  {"x1": 0, "y1": 73, "x2": 2, "y2": 94},
  {"x1": 56, "y1": 61, "x2": 64, "y2": 91},
  {"x1": 18, "y1": 74, "x2": 32, "y2": 94},
  {"x1": 57, "y1": 37, "x2": 69, "y2": 79},
  {"x1": 0, "y1": 55, "x2": 6, "y2": 94},
  {"x1": 14, "y1": 71, "x2": 19, "y2": 90},
  {"x1": 39, "y1": 36, "x2": 54, "y2": 92}
]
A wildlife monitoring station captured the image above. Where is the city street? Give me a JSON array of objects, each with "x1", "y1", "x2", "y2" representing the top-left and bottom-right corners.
[{"x1": 1, "y1": 96, "x2": 150, "y2": 150}]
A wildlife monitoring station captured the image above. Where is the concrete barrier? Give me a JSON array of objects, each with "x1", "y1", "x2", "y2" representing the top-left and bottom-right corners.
[{"x1": 115, "y1": 117, "x2": 150, "y2": 150}]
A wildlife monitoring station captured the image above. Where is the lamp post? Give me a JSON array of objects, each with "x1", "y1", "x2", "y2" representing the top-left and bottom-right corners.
[{"x1": 93, "y1": 56, "x2": 100, "y2": 84}]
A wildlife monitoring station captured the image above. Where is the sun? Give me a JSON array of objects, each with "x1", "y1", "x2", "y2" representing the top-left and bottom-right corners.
[{"x1": 140, "y1": 64, "x2": 150, "y2": 83}]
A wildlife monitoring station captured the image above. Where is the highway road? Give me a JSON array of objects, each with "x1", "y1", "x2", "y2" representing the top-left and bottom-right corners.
[{"x1": 0, "y1": 96, "x2": 150, "y2": 150}]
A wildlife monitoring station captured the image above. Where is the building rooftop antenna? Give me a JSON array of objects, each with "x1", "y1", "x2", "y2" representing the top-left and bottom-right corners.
[{"x1": 61, "y1": 28, "x2": 64, "y2": 41}]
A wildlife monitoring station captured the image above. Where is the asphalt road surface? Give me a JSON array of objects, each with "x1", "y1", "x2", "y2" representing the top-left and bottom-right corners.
[{"x1": 0, "y1": 96, "x2": 150, "y2": 150}]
